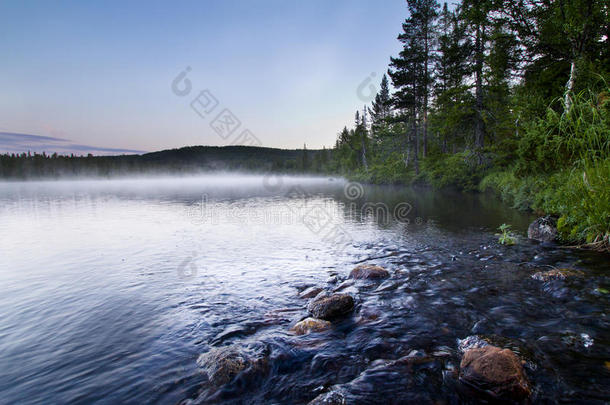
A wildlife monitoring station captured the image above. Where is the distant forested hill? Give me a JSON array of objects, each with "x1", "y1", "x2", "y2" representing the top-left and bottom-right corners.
[{"x1": 0, "y1": 145, "x2": 333, "y2": 179}]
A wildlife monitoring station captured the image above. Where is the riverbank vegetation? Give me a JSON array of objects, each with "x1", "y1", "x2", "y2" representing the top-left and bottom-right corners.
[{"x1": 326, "y1": 0, "x2": 609, "y2": 250}]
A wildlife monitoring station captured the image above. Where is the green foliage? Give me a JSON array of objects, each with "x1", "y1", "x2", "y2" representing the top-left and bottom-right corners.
[
  {"x1": 367, "y1": 152, "x2": 414, "y2": 184},
  {"x1": 517, "y1": 87, "x2": 610, "y2": 175},
  {"x1": 422, "y1": 152, "x2": 487, "y2": 191},
  {"x1": 497, "y1": 223, "x2": 516, "y2": 245},
  {"x1": 483, "y1": 161, "x2": 609, "y2": 249}
]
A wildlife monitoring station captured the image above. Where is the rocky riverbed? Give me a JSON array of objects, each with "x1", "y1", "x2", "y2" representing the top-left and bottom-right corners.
[{"x1": 189, "y1": 242, "x2": 610, "y2": 404}]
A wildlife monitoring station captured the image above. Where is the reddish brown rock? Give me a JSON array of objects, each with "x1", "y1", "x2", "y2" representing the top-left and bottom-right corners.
[
  {"x1": 349, "y1": 264, "x2": 390, "y2": 280},
  {"x1": 460, "y1": 345, "x2": 530, "y2": 401}
]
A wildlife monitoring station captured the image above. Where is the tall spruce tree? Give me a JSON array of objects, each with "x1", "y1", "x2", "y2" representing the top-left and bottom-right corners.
[
  {"x1": 409, "y1": 0, "x2": 439, "y2": 157},
  {"x1": 370, "y1": 74, "x2": 392, "y2": 129},
  {"x1": 389, "y1": 4, "x2": 425, "y2": 174},
  {"x1": 433, "y1": 2, "x2": 472, "y2": 153},
  {"x1": 460, "y1": 0, "x2": 497, "y2": 149}
]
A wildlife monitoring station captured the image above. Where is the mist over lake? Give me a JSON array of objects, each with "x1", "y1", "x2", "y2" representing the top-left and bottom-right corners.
[{"x1": 1, "y1": 175, "x2": 608, "y2": 404}]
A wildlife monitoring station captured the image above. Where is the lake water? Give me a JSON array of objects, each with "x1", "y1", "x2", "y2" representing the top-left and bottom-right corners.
[{"x1": 0, "y1": 175, "x2": 608, "y2": 404}]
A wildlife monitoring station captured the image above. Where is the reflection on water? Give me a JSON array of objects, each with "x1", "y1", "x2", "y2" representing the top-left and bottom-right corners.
[{"x1": 0, "y1": 175, "x2": 608, "y2": 404}]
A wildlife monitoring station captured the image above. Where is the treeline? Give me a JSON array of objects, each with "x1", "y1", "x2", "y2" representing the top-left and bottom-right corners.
[
  {"x1": 0, "y1": 145, "x2": 332, "y2": 179},
  {"x1": 328, "y1": 0, "x2": 609, "y2": 248}
]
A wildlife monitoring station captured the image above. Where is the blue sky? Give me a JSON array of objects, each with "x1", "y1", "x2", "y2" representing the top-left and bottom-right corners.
[{"x1": 0, "y1": 0, "x2": 406, "y2": 154}]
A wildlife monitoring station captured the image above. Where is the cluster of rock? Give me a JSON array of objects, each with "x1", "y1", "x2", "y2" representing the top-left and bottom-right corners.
[
  {"x1": 291, "y1": 264, "x2": 389, "y2": 336},
  {"x1": 197, "y1": 263, "x2": 533, "y2": 403}
]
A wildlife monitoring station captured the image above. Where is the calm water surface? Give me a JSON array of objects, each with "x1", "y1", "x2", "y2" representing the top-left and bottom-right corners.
[{"x1": 0, "y1": 175, "x2": 608, "y2": 404}]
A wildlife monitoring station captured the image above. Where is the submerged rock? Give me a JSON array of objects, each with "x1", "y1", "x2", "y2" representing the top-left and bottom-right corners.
[
  {"x1": 458, "y1": 335, "x2": 490, "y2": 353},
  {"x1": 350, "y1": 264, "x2": 390, "y2": 280},
  {"x1": 527, "y1": 216, "x2": 557, "y2": 242},
  {"x1": 308, "y1": 293, "x2": 354, "y2": 320},
  {"x1": 460, "y1": 345, "x2": 530, "y2": 401},
  {"x1": 291, "y1": 317, "x2": 332, "y2": 335},
  {"x1": 308, "y1": 390, "x2": 346, "y2": 404},
  {"x1": 333, "y1": 279, "x2": 355, "y2": 292},
  {"x1": 311, "y1": 351, "x2": 444, "y2": 403},
  {"x1": 299, "y1": 286, "x2": 324, "y2": 299},
  {"x1": 197, "y1": 345, "x2": 268, "y2": 386},
  {"x1": 531, "y1": 268, "x2": 583, "y2": 281}
]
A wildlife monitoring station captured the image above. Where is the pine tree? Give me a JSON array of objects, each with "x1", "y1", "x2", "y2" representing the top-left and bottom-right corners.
[
  {"x1": 410, "y1": 0, "x2": 439, "y2": 157},
  {"x1": 460, "y1": 0, "x2": 498, "y2": 149},
  {"x1": 389, "y1": 1, "x2": 435, "y2": 173},
  {"x1": 433, "y1": 3, "x2": 472, "y2": 153},
  {"x1": 370, "y1": 74, "x2": 392, "y2": 129},
  {"x1": 301, "y1": 143, "x2": 309, "y2": 172},
  {"x1": 355, "y1": 109, "x2": 369, "y2": 171}
]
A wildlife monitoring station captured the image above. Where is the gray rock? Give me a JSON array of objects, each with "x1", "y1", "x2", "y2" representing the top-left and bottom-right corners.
[
  {"x1": 527, "y1": 216, "x2": 557, "y2": 242},
  {"x1": 300, "y1": 286, "x2": 324, "y2": 299},
  {"x1": 308, "y1": 390, "x2": 346, "y2": 404},
  {"x1": 333, "y1": 279, "x2": 355, "y2": 292},
  {"x1": 458, "y1": 335, "x2": 490, "y2": 353},
  {"x1": 531, "y1": 268, "x2": 584, "y2": 281},
  {"x1": 308, "y1": 293, "x2": 354, "y2": 320},
  {"x1": 197, "y1": 345, "x2": 268, "y2": 386}
]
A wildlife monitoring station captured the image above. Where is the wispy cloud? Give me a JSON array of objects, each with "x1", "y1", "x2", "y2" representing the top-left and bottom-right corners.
[{"x1": 0, "y1": 132, "x2": 147, "y2": 156}]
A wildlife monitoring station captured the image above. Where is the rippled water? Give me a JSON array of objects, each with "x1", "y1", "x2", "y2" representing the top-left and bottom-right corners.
[{"x1": 0, "y1": 175, "x2": 608, "y2": 404}]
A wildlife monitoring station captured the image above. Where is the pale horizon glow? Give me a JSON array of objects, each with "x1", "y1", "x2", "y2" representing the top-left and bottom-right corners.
[{"x1": 0, "y1": 0, "x2": 406, "y2": 154}]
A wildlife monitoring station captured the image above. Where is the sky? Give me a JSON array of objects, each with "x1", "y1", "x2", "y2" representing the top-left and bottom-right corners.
[{"x1": 0, "y1": 0, "x2": 407, "y2": 155}]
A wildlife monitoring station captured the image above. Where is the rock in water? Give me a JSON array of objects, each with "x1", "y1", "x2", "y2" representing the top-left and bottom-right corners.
[
  {"x1": 527, "y1": 216, "x2": 557, "y2": 242},
  {"x1": 197, "y1": 346, "x2": 248, "y2": 386},
  {"x1": 197, "y1": 345, "x2": 268, "y2": 386},
  {"x1": 460, "y1": 345, "x2": 530, "y2": 401},
  {"x1": 291, "y1": 317, "x2": 332, "y2": 335},
  {"x1": 350, "y1": 264, "x2": 390, "y2": 280},
  {"x1": 299, "y1": 286, "x2": 324, "y2": 299},
  {"x1": 308, "y1": 294, "x2": 354, "y2": 320},
  {"x1": 308, "y1": 390, "x2": 346, "y2": 404},
  {"x1": 531, "y1": 268, "x2": 584, "y2": 281},
  {"x1": 458, "y1": 335, "x2": 490, "y2": 353}
]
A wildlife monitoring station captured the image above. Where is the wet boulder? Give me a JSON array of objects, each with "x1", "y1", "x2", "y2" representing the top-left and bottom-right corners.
[
  {"x1": 291, "y1": 317, "x2": 332, "y2": 335},
  {"x1": 350, "y1": 264, "x2": 390, "y2": 280},
  {"x1": 307, "y1": 293, "x2": 354, "y2": 320},
  {"x1": 527, "y1": 216, "x2": 557, "y2": 242},
  {"x1": 299, "y1": 286, "x2": 324, "y2": 299},
  {"x1": 531, "y1": 268, "x2": 583, "y2": 281},
  {"x1": 460, "y1": 345, "x2": 530, "y2": 401},
  {"x1": 197, "y1": 345, "x2": 268, "y2": 386}
]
